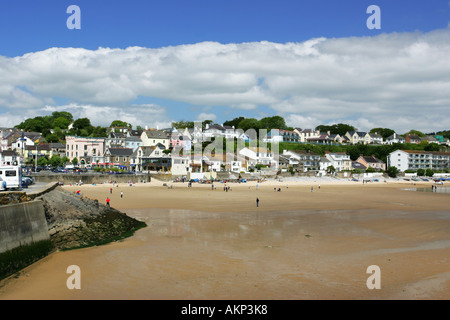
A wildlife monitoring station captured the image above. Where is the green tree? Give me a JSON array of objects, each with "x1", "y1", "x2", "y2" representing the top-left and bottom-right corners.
[
  {"x1": 259, "y1": 116, "x2": 287, "y2": 131},
  {"x1": 16, "y1": 118, "x2": 46, "y2": 132},
  {"x1": 52, "y1": 117, "x2": 71, "y2": 130},
  {"x1": 49, "y1": 155, "x2": 62, "y2": 167},
  {"x1": 425, "y1": 169, "x2": 434, "y2": 177},
  {"x1": 91, "y1": 126, "x2": 108, "y2": 137},
  {"x1": 110, "y1": 120, "x2": 132, "y2": 128},
  {"x1": 424, "y1": 143, "x2": 440, "y2": 151},
  {"x1": 387, "y1": 166, "x2": 399, "y2": 178},
  {"x1": 369, "y1": 128, "x2": 395, "y2": 140},
  {"x1": 315, "y1": 123, "x2": 357, "y2": 136},
  {"x1": 223, "y1": 116, "x2": 245, "y2": 128},
  {"x1": 53, "y1": 127, "x2": 65, "y2": 140},
  {"x1": 51, "y1": 111, "x2": 73, "y2": 123},
  {"x1": 366, "y1": 166, "x2": 376, "y2": 173},
  {"x1": 37, "y1": 157, "x2": 48, "y2": 166},
  {"x1": 61, "y1": 156, "x2": 70, "y2": 165},
  {"x1": 72, "y1": 118, "x2": 92, "y2": 131},
  {"x1": 407, "y1": 129, "x2": 425, "y2": 137},
  {"x1": 237, "y1": 118, "x2": 261, "y2": 132},
  {"x1": 72, "y1": 157, "x2": 79, "y2": 166},
  {"x1": 202, "y1": 120, "x2": 215, "y2": 130},
  {"x1": 417, "y1": 169, "x2": 425, "y2": 176},
  {"x1": 45, "y1": 133, "x2": 60, "y2": 143},
  {"x1": 172, "y1": 120, "x2": 195, "y2": 129}
]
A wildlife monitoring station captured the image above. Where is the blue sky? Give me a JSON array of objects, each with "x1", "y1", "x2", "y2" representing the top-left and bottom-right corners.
[
  {"x1": 0, "y1": 0, "x2": 449, "y2": 132},
  {"x1": 1, "y1": 0, "x2": 448, "y2": 56}
]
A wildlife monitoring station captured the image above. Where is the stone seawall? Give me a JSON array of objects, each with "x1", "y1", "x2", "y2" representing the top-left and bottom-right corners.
[
  {"x1": 0, "y1": 181, "x2": 146, "y2": 280},
  {"x1": 0, "y1": 201, "x2": 50, "y2": 254},
  {"x1": 31, "y1": 173, "x2": 152, "y2": 185}
]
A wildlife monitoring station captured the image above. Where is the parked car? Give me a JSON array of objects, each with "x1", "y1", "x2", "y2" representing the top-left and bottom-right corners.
[
  {"x1": 22, "y1": 176, "x2": 35, "y2": 185},
  {"x1": 53, "y1": 166, "x2": 66, "y2": 173},
  {"x1": 21, "y1": 177, "x2": 30, "y2": 188}
]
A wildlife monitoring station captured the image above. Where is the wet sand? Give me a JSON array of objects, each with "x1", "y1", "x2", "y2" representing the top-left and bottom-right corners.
[{"x1": 1, "y1": 179, "x2": 449, "y2": 300}]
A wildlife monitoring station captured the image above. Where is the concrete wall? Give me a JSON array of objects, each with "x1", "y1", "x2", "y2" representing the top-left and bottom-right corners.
[
  {"x1": 31, "y1": 173, "x2": 152, "y2": 185},
  {"x1": 0, "y1": 200, "x2": 49, "y2": 254}
]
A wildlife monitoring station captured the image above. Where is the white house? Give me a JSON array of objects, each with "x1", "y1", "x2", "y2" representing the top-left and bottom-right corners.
[
  {"x1": 239, "y1": 147, "x2": 277, "y2": 168},
  {"x1": 141, "y1": 130, "x2": 169, "y2": 149},
  {"x1": 319, "y1": 157, "x2": 332, "y2": 172},
  {"x1": 385, "y1": 133, "x2": 405, "y2": 145},
  {"x1": 295, "y1": 129, "x2": 321, "y2": 143},
  {"x1": 325, "y1": 152, "x2": 352, "y2": 171},
  {"x1": 11, "y1": 135, "x2": 35, "y2": 155},
  {"x1": 387, "y1": 150, "x2": 431, "y2": 172},
  {"x1": 366, "y1": 133, "x2": 383, "y2": 144},
  {"x1": 131, "y1": 144, "x2": 167, "y2": 171},
  {"x1": 171, "y1": 155, "x2": 191, "y2": 176},
  {"x1": 125, "y1": 136, "x2": 143, "y2": 152},
  {"x1": 387, "y1": 149, "x2": 450, "y2": 172},
  {"x1": 282, "y1": 150, "x2": 320, "y2": 171},
  {"x1": 345, "y1": 131, "x2": 367, "y2": 144},
  {"x1": 0, "y1": 150, "x2": 19, "y2": 166}
]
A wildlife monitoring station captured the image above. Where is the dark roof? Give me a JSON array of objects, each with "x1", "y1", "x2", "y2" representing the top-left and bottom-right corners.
[
  {"x1": 349, "y1": 131, "x2": 367, "y2": 137},
  {"x1": 144, "y1": 130, "x2": 168, "y2": 139},
  {"x1": 0, "y1": 150, "x2": 19, "y2": 156},
  {"x1": 206, "y1": 124, "x2": 225, "y2": 131},
  {"x1": 125, "y1": 136, "x2": 142, "y2": 142},
  {"x1": 50, "y1": 143, "x2": 66, "y2": 149},
  {"x1": 106, "y1": 148, "x2": 134, "y2": 156},
  {"x1": 352, "y1": 161, "x2": 366, "y2": 169},
  {"x1": 360, "y1": 155, "x2": 383, "y2": 163},
  {"x1": 25, "y1": 143, "x2": 51, "y2": 151}
]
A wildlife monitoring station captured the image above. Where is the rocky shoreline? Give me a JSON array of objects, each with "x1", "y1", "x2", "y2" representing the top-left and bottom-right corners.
[{"x1": 37, "y1": 186, "x2": 146, "y2": 250}]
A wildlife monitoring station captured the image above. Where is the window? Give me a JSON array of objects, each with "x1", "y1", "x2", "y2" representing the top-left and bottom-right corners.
[{"x1": 5, "y1": 170, "x2": 16, "y2": 177}]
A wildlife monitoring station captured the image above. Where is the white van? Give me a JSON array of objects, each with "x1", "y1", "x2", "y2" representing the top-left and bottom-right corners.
[{"x1": 0, "y1": 166, "x2": 21, "y2": 190}]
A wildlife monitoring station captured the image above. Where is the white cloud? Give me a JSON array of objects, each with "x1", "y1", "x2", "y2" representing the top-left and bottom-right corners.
[
  {"x1": 0, "y1": 28, "x2": 449, "y2": 133},
  {"x1": 42, "y1": 103, "x2": 172, "y2": 129},
  {"x1": 196, "y1": 112, "x2": 217, "y2": 121}
]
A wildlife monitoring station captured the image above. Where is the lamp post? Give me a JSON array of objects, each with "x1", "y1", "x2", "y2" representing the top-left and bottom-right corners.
[{"x1": 35, "y1": 143, "x2": 38, "y2": 172}]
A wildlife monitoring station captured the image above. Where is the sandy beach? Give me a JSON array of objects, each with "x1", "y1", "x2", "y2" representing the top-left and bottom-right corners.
[{"x1": 0, "y1": 177, "x2": 449, "y2": 300}]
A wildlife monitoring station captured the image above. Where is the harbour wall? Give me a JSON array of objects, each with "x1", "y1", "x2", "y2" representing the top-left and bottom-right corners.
[
  {"x1": 30, "y1": 173, "x2": 153, "y2": 184},
  {"x1": 0, "y1": 200, "x2": 49, "y2": 254}
]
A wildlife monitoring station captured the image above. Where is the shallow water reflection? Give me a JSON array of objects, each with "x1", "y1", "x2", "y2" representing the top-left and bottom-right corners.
[{"x1": 402, "y1": 186, "x2": 450, "y2": 194}]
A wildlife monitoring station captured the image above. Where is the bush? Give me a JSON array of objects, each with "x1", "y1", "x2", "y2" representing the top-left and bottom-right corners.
[
  {"x1": 426, "y1": 169, "x2": 434, "y2": 177},
  {"x1": 417, "y1": 169, "x2": 425, "y2": 176},
  {"x1": 387, "y1": 166, "x2": 399, "y2": 178}
]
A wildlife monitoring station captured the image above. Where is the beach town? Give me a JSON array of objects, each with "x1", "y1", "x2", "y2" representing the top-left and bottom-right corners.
[
  {"x1": 1, "y1": 1, "x2": 449, "y2": 302},
  {"x1": 0, "y1": 117, "x2": 449, "y2": 300}
]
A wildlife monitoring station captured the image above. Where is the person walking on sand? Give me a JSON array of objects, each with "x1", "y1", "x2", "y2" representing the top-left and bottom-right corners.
[
  {"x1": 106, "y1": 197, "x2": 110, "y2": 207},
  {"x1": 121, "y1": 191, "x2": 123, "y2": 198},
  {"x1": 110, "y1": 187, "x2": 113, "y2": 194},
  {"x1": 256, "y1": 197, "x2": 259, "y2": 207}
]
